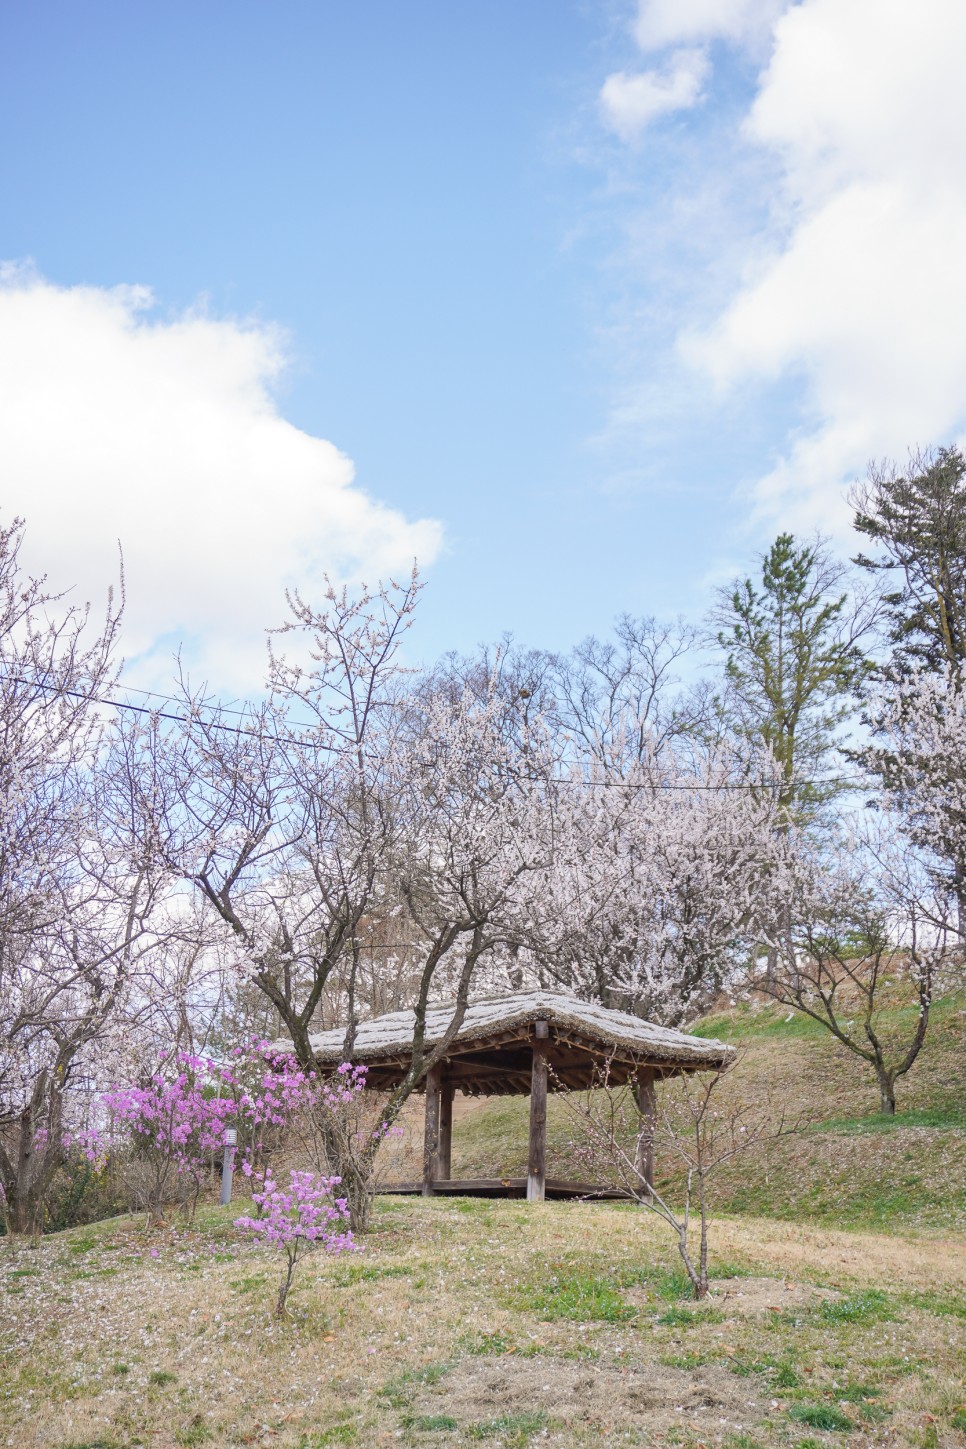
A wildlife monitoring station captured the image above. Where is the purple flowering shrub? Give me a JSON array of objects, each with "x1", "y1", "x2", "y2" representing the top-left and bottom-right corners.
[
  {"x1": 235, "y1": 1167, "x2": 359, "y2": 1316},
  {"x1": 104, "y1": 1041, "x2": 397, "y2": 1236},
  {"x1": 291, "y1": 1061, "x2": 402, "y2": 1232}
]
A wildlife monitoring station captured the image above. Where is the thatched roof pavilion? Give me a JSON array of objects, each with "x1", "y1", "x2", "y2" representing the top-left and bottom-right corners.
[{"x1": 300, "y1": 990, "x2": 733, "y2": 1203}]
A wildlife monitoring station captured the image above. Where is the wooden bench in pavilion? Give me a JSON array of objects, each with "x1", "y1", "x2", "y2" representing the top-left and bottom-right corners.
[{"x1": 302, "y1": 990, "x2": 733, "y2": 1202}]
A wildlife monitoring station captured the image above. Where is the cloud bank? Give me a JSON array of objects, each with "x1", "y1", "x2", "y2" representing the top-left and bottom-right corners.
[
  {"x1": 602, "y1": 0, "x2": 966, "y2": 532},
  {"x1": 0, "y1": 267, "x2": 442, "y2": 689}
]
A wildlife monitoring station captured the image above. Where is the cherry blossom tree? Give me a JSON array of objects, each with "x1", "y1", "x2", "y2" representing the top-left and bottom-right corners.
[
  {"x1": 524, "y1": 738, "x2": 780, "y2": 1025},
  {"x1": 866, "y1": 668, "x2": 966, "y2": 936},
  {"x1": 119, "y1": 580, "x2": 558, "y2": 1225},
  {"x1": 0, "y1": 521, "x2": 168, "y2": 1237}
]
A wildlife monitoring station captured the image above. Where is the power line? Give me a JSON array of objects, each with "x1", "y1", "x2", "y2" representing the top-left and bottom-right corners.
[{"x1": 0, "y1": 670, "x2": 875, "y2": 792}]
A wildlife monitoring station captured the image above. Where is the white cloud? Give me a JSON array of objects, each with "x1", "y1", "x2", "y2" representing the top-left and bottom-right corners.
[
  {"x1": 600, "y1": 48, "x2": 711, "y2": 141},
  {"x1": 0, "y1": 267, "x2": 443, "y2": 690},
  {"x1": 682, "y1": 0, "x2": 966, "y2": 529},
  {"x1": 632, "y1": 0, "x2": 786, "y2": 51}
]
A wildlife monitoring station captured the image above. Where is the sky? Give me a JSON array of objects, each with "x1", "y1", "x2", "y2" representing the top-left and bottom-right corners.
[{"x1": 3, "y1": 0, "x2": 966, "y2": 692}]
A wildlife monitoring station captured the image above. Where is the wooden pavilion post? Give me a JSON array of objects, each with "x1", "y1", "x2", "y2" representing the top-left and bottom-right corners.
[
  {"x1": 422, "y1": 1063, "x2": 442, "y2": 1196},
  {"x1": 634, "y1": 1068, "x2": 656, "y2": 1201},
  {"x1": 438, "y1": 1079, "x2": 454, "y2": 1181},
  {"x1": 526, "y1": 1020, "x2": 549, "y2": 1203}
]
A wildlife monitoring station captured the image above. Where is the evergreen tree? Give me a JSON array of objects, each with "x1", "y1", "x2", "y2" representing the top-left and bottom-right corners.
[
  {"x1": 852, "y1": 445, "x2": 966, "y2": 675},
  {"x1": 712, "y1": 533, "x2": 872, "y2": 826}
]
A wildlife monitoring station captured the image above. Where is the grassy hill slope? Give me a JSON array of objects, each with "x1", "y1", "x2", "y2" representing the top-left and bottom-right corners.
[{"x1": 406, "y1": 991, "x2": 966, "y2": 1234}]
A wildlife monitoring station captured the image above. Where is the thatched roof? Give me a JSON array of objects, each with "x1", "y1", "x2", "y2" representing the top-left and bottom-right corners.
[{"x1": 286, "y1": 991, "x2": 733, "y2": 1096}]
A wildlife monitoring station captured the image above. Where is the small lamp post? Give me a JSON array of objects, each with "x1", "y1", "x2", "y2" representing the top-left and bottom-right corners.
[{"x1": 220, "y1": 1126, "x2": 238, "y2": 1207}]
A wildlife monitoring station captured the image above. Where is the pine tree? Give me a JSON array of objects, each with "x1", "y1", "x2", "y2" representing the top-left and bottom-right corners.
[
  {"x1": 852, "y1": 445, "x2": 966, "y2": 675},
  {"x1": 712, "y1": 533, "x2": 871, "y2": 827}
]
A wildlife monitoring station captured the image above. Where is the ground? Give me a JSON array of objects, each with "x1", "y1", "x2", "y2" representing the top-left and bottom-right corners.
[
  {"x1": 2, "y1": 1197, "x2": 965, "y2": 1449},
  {"x1": 4, "y1": 992, "x2": 965, "y2": 1448}
]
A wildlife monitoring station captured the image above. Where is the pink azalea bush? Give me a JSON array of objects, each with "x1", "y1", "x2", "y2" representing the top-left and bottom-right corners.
[
  {"x1": 235, "y1": 1167, "x2": 359, "y2": 1316},
  {"x1": 290, "y1": 1059, "x2": 402, "y2": 1231},
  {"x1": 103, "y1": 1051, "x2": 236, "y2": 1223},
  {"x1": 103, "y1": 1044, "x2": 388, "y2": 1230}
]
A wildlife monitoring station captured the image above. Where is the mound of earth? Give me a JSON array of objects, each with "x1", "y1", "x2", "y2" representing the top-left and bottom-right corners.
[{"x1": 412, "y1": 1357, "x2": 767, "y2": 1436}]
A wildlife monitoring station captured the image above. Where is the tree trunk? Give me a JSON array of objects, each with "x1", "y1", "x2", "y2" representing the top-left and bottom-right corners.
[
  {"x1": 878, "y1": 1076, "x2": 896, "y2": 1116},
  {"x1": 422, "y1": 1063, "x2": 442, "y2": 1197},
  {"x1": 633, "y1": 1071, "x2": 656, "y2": 1201},
  {"x1": 2, "y1": 1188, "x2": 44, "y2": 1240}
]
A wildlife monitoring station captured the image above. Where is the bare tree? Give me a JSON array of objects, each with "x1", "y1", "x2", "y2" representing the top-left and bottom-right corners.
[
  {"x1": 762, "y1": 827, "x2": 958, "y2": 1115},
  {"x1": 558, "y1": 1058, "x2": 797, "y2": 1299},
  {"x1": 552, "y1": 614, "x2": 704, "y2": 768}
]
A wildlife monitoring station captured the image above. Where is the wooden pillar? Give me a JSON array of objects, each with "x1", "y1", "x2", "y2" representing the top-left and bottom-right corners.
[
  {"x1": 634, "y1": 1068, "x2": 656, "y2": 1201},
  {"x1": 438, "y1": 1080, "x2": 454, "y2": 1181},
  {"x1": 527, "y1": 1020, "x2": 549, "y2": 1203},
  {"x1": 422, "y1": 1063, "x2": 442, "y2": 1196}
]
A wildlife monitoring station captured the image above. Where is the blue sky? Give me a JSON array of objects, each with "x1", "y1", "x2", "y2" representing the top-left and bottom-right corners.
[{"x1": 3, "y1": 1, "x2": 966, "y2": 688}]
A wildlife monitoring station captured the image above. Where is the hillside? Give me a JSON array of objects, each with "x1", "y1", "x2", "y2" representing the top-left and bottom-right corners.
[{"x1": 382, "y1": 991, "x2": 966, "y2": 1234}]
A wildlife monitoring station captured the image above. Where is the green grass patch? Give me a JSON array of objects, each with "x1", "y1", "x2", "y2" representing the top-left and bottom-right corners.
[
  {"x1": 900, "y1": 1288, "x2": 966, "y2": 1319},
  {"x1": 787, "y1": 1404, "x2": 854, "y2": 1432},
  {"x1": 7, "y1": 1267, "x2": 41, "y2": 1279},
  {"x1": 300, "y1": 1426, "x2": 358, "y2": 1446},
  {"x1": 657, "y1": 1304, "x2": 726, "y2": 1327},
  {"x1": 950, "y1": 1410, "x2": 966, "y2": 1433},
  {"x1": 510, "y1": 1269, "x2": 636, "y2": 1323},
  {"x1": 815, "y1": 1289, "x2": 896, "y2": 1325},
  {"x1": 815, "y1": 1106, "x2": 966, "y2": 1132},
  {"x1": 174, "y1": 1416, "x2": 213, "y2": 1447},
  {"x1": 402, "y1": 1414, "x2": 459, "y2": 1433},
  {"x1": 333, "y1": 1263, "x2": 412, "y2": 1286},
  {"x1": 460, "y1": 1332, "x2": 516, "y2": 1356},
  {"x1": 377, "y1": 1360, "x2": 456, "y2": 1409},
  {"x1": 659, "y1": 1351, "x2": 714, "y2": 1369},
  {"x1": 229, "y1": 1274, "x2": 266, "y2": 1293},
  {"x1": 466, "y1": 1411, "x2": 548, "y2": 1445},
  {"x1": 693, "y1": 1006, "x2": 829, "y2": 1042},
  {"x1": 66, "y1": 1235, "x2": 99, "y2": 1255},
  {"x1": 148, "y1": 1370, "x2": 177, "y2": 1386}
]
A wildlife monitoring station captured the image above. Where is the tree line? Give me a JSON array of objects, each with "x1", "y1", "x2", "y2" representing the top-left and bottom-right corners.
[{"x1": 3, "y1": 445, "x2": 966, "y2": 1235}]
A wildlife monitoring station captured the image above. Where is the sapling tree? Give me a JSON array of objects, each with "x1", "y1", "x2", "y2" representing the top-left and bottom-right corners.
[
  {"x1": 558, "y1": 1058, "x2": 798, "y2": 1299},
  {"x1": 235, "y1": 1167, "x2": 358, "y2": 1317}
]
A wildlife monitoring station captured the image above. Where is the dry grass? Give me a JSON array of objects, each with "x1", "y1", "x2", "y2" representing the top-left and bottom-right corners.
[{"x1": 3, "y1": 1195, "x2": 965, "y2": 1449}]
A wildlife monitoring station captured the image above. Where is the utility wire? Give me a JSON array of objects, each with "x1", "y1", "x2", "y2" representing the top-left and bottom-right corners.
[{"x1": 0, "y1": 671, "x2": 875, "y2": 792}]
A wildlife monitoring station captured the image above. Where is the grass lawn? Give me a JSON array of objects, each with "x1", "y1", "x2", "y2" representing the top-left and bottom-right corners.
[{"x1": 3, "y1": 1197, "x2": 966, "y2": 1448}]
